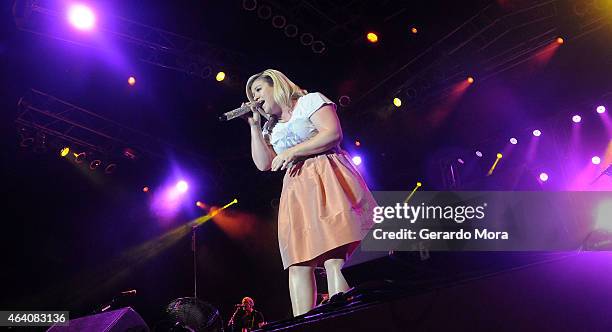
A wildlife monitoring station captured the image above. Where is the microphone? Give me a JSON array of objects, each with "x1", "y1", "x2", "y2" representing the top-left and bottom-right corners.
[
  {"x1": 218, "y1": 101, "x2": 264, "y2": 122},
  {"x1": 120, "y1": 289, "x2": 137, "y2": 295}
]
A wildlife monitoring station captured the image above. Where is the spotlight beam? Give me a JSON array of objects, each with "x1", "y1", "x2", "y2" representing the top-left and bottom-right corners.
[{"x1": 192, "y1": 198, "x2": 238, "y2": 228}]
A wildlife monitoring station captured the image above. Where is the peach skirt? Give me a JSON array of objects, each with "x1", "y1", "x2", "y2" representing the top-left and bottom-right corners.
[{"x1": 278, "y1": 151, "x2": 376, "y2": 269}]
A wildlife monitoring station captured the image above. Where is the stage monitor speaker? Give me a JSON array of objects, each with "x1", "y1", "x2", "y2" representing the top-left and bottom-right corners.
[{"x1": 47, "y1": 307, "x2": 149, "y2": 332}]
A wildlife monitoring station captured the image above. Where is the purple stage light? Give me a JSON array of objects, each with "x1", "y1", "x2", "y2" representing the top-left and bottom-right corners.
[
  {"x1": 592, "y1": 156, "x2": 601, "y2": 165},
  {"x1": 352, "y1": 156, "x2": 362, "y2": 166},
  {"x1": 475, "y1": 151, "x2": 483, "y2": 157},
  {"x1": 572, "y1": 115, "x2": 582, "y2": 123},
  {"x1": 176, "y1": 180, "x2": 189, "y2": 193},
  {"x1": 539, "y1": 172, "x2": 549, "y2": 182},
  {"x1": 596, "y1": 106, "x2": 606, "y2": 114},
  {"x1": 533, "y1": 129, "x2": 541, "y2": 137},
  {"x1": 68, "y1": 4, "x2": 96, "y2": 31},
  {"x1": 510, "y1": 137, "x2": 518, "y2": 145}
]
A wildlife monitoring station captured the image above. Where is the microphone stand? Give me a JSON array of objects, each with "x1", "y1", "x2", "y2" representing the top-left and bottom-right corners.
[
  {"x1": 191, "y1": 224, "x2": 199, "y2": 299},
  {"x1": 228, "y1": 307, "x2": 238, "y2": 329},
  {"x1": 590, "y1": 164, "x2": 612, "y2": 185}
]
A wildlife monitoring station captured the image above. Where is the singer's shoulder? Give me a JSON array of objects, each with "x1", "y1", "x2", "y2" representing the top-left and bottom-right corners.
[
  {"x1": 300, "y1": 92, "x2": 332, "y2": 102},
  {"x1": 297, "y1": 92, "x2": 336, "y2": 118}
]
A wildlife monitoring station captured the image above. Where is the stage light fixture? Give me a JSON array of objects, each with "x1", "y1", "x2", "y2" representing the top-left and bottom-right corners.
[
  {"x1": 300, "y1": 33, "x2": 314, "y2": 46},
  {"x1": 105, "y1": 163, "x2": 117, "y2": 174},
  {"x1": 572, "y1": 115, "x2": 582, "y2": 123},
  {"x1": 60, "y1": 147, "x2": 70, "y2": 157},
  {"x1": 393, "y1": 97, "x2": 402, "y2": 107},
  {"x1": 533, "y1": 129, "x2": 542, "y2": 137},
  {"x1": 215, "y1": 72, "x2": 225, "y2": 82},
  {"x1": 366, "y1": 32, "x2": 378, "y2": 43},
  {"x1": 89, "y1": 159, "x2": 101, "y2": 170},
  {"x1": 67, "y1": 4, "x2": 96, "y2": 31},
  {"x1": 338, "y1": 95, "x2": 351, "y2": 107},
  {"x1": 176, "y1": 180, "x2": 189, "y2": 193},
  {"x1": 74, "y1": 152, "x2": 86, "y2": 164},
  {"x1": 284, "y1": 24, "x2": 298, "y2": 38}
]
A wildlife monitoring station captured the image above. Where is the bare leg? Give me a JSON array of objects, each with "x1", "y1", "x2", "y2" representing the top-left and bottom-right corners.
[
  {"x1": 288, "y1": 265, "x2": 316, "y2": 316},
  {"x1": 324, "y1": 258, "x2": 349, "y2": 297}
]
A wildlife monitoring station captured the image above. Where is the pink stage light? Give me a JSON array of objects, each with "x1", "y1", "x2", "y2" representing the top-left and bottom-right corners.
[
  {"x1": 68, "y1": 4, "x2": 96, "y2": 31},
  {"x1": 592, "y1": 156, "x2": 601, "y2": 165},
  {"x1": 572, "y1": 115, "x2": 582, "y2": 123},
  {"x1": 539, "y1": 172, "x2": 549, "y2": 182},
  {"x1": 596, "y1": 106, "x2": 606, "y2": 114},
  {"x1": 475, "y1": 151, "x2": 483, "y2": 157},
  {"x1": 352, "y1": 156, "x2": 362, "y2": 165},
  {"x1": 533, "y1": 129, "x2": 542, "y2": 137}
]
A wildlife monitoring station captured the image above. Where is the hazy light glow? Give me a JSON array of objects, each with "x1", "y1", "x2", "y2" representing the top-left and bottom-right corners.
[
  {"x1": 533, "y1": 129, "x2": 542, "y2": 137},
  {"x1": 539, "y1": 172, "x2": 549, "y2": 182},
  {"x1": 393, "y1": 98, "x2": 402, "y2": 107},
  {"x1": 572, "y1": 115, "x2": 582, "y2": 123},
  {"x1": 592, "y1": 156, "x2": 601, "y2": 165},
  {"x1": 510, "y1": 137, "x2": 518, "y2": 145},
  {"x1": 475, "y1": 151, "x2": 483, "y2": 157},
  {"x1": 352, "y1": 156, "x2": 362, "y2": 165},
  {"x1": 128, "y1": 76, "x2": 136, "y2": 86},
  {"x1": 68, "y1": 4, "x2": 96, "y2": 30},
  {"x1": 597, "y1": 106, "x2": 606, "y2": 114}
]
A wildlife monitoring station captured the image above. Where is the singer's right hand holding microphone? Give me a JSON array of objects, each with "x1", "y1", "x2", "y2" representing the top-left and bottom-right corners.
[{"x1": 241, "y1": 101, "x2": 265, "y2": 127}]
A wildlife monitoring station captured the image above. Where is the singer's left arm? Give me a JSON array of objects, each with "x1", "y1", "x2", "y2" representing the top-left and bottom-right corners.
[{"x1": 271, "y1": 105, "x2": 342, "y2": 171}]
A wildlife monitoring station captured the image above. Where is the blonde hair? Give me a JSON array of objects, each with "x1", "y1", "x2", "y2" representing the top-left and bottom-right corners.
[
  {"x1": 245, "y1": 69, "x2": 307, "y2": 109},
  {"x1": 242, "y1": 297, "x2": 254, "y2": 306}
]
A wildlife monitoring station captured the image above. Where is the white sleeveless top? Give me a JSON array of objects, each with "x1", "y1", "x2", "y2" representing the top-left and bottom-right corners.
[{"x1": 268, "y1": 92, "x2": 337, "y2": 154}]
